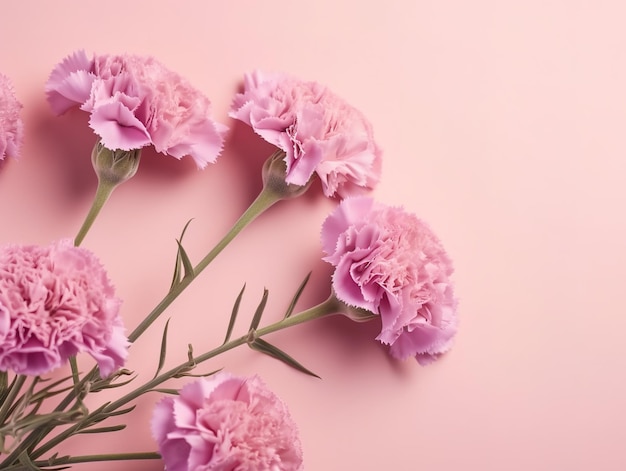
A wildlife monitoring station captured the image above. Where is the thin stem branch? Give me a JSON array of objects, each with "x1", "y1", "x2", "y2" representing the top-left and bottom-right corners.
[
  {"x1": 0, "y1": 375, "x2": 26, "y2": 425},
  {"x1": 128, "y1": 185, "x2": 283, "y2": 343},
  {"x1": 2, "y1": 452, "x2": 160, "y2": 470},
  {"x1": 74, "y1": 180, "x2": 116, "y2": 247},
  {"x1": 28, "y1": 295, "x2": 341, "y2": 462}
]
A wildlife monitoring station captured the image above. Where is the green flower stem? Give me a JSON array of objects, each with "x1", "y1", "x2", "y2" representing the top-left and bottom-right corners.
[
  {"x1": 0, "y1": 374, "x2": 26, "y2": 425},
  {"x1": 2, "y1": 452, "x2": 160, "y2": 470},
  {"x1": 74, "y1": 179, "x2": 116, "y2": 247},
  {"x1": 114, "y1": 295, "x2": 340, "y2": 413},
  {"x1": 69, "y1": 357, "x2": 79, "y2": 386},
  {"x1": 128, "y1": 185, "x2": 283, "y2": 343},
  {"x1": 28, "y1": 295, "x2": 341, "y2": 463},
  {"x1": 0, "y1": 371, "x2": 95, "y2": 467}
]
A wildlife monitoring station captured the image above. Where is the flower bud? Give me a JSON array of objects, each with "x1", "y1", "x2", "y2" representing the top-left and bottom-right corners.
[
  {"x1": 262, "y1": 150, "x2": 312, "y2": 199},
  {"x1": 91, "y1": 140, "x2": 141, "y2": 186}
]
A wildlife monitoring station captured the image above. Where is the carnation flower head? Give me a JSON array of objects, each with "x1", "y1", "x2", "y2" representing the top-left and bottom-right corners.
[
  {"x1": 152, "y1": 372, "x2": 303, "y2": 471},
  {"x1": 230, "y1": 71, "x2": 382, "y2": 198},
  {"x1": 321, "y1": 196, "x2": 458, "y2": 364},
  {"x1": 0, "y1": 240, "x2": 127, "y2": 376},
  {"x1": 45, "y1": 50, "x2": 227, "y2": 169},
  {"x1": 0, "y1": 72, "x2": 23, "y2": 160}
]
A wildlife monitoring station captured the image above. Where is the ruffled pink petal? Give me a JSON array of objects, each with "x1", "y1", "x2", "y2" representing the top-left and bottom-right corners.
[
  {"x1": 46, "y1": 70, "x2": 96, "y2": 115},
  {"x1": 46, "y1": 50, "x2": 93, "y2": 86},
  {"x1": 162, "y1": 121, "x2": 227, "y2": 169},
  {"x1": 388, "y1": 307, "x2": 458, "y2": 364},
  {"x1": 320, "y1": 196, "x2": 375, "y2": 255},
  {"x1": 321, "y1": 196, "x2": 458, "y2": 364},
  {"x1": 47, "y1": 51, "x2": 226, "y2": 165},
  {"x1": 89, "y1": 102, "x2": 151, "y2": 151},
  {"x1": 90, "y1": 322, "x2": 128, "y2": 377},
  {"x1": 152, "y1": 373, "x2": 303, "y2": 471}
]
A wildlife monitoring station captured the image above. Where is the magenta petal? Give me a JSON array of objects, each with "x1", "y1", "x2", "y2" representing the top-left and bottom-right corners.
[
  {"x1": 162, "y1": 121, "x2": 227, "y2": 169},
  {"x1": 46, "y1": 70, "x2": 96, "y2": 115},
  {"x1": 388, "y1": 321, "x2": 456, "y2": 362},
  {"x1": 47, "y1": 50, "x2": 93, "y2": 86},
  {"x1": 151, "y1": 373, "x2": 303, "y2": 471},
  {"x1": 89, "y1": 102, "x2": 151, "y2": 150},
  {"x1": 320, "y1": 197, "x2": 375, "y2": 255},
  {"x1": 0, "y1": 240, "x2": 127, "y2": 376},
  {"x1": 90, "y1": 322, "x2": 128, "y2": 377},
  {"x1": 321, "y1": 196, "x2": 458, "y2": 365}
]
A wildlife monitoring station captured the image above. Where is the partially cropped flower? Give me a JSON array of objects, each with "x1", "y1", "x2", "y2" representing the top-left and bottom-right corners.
[
  {"x1": 0, "y1": 240, "x2": 127, "y2": 376},
  {"x1": 321, "y1": 197, "x2": 458, "y2": 364},
  {"x1": 152, "y1": 372, "x2": 303, "y2": 471},
  {"x1": 0, "y1": 72, "x2": 23, "y2": 160},
  {"x1": 230, "y1": 71, "x2": 382, "y2": 198},
  {"x1": 45, "y1": 50, "x2": 227, "y2": 169}
]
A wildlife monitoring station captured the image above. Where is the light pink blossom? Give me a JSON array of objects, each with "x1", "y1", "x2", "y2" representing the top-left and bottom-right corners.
[
  {"x1": 230, "y1": 71, "x2": 382, "y2": 198},
  {"x1": 45, "y1": 50, "x2": 227, "y2": 169},
  {"x1": 152, "y1": 372, "x2": 303, "y2": 471},
  {"x1": 0, "y1": 72, "x2": 23, "y2": 160},
  {"x1": 321, "y1": 197, "x2": 458, "y2": 364},
  {"x1": 0, "y1": 240, "x2": 127, "y2": 376}
]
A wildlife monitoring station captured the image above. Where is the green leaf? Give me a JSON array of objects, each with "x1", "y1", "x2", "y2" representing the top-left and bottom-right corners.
[
  {"x1": 90, "y1": 374, "x2": 136, "y2": 392},
  {"x1": 248, "y1": 289, "x2": 269, "y2": 332},
  {"x1": 249, "y1": 338, "x2": 320, "y2": 379},
  {"x1": 103, "y1": 405, "x2": 136, "y2": 418},
  {"x1": 169, "y1": 219, "x2": 194, "y2": 289},
  {"x1": 223, "y1": 284, "x2": 246, "y2": 344},
  {"x1": 284, "y1": 272, "x2": 312, "y2": 319},
  {"x1": 173, "y1": 368, "x2": 222, "y2": 379},
  {"x1": 28, "y1": 375, "x2": 76, "y2": 403},
  {"x1": 6, "y1": 409, "x2": 85, "y2": 434},
  {"x1": 148, "y1": 388, "x2": 180, "y2": 395},
  {"x1": 154, "y1": 319, "x2": 171, "y2": 379},
  {"x1": 175, "y1": 240, "x2": 194, "y2": 280},
  {"x1": 78, "y1": 425, "x2": 126, "y2": 434}
]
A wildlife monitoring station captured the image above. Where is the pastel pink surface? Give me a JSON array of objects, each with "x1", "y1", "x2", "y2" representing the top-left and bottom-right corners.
[{"x1": 1, "y1": 1, "x2": 626, "y2": 470}]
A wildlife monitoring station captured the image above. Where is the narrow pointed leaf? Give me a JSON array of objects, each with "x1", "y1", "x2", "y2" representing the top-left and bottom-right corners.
[
  {"x1": 250, "y1": 338, "x2": 320, "y2": 379},
  {"x1": 284, "y1": 272, "x2": 312, "y2": 319},
  {"x1": 169, "y1": 219, "x2": 194, "y2": 289},
  {"x1": 177, "y1": 368, "x2": 222, "y2": 379},
  {"x1": 223, "y1": 284, "x2": 246, "y2": 344},
  {"x1": 78, "y1": 425, "x2": 126, "y2": 434},
  {"x1": 154, "y1": 319, "x2": 171, "y2": 379},
  {"x1": 249, "y1": 289, "x2": 269, "y2": 332},
  {"x1": 104, "y1": 405, "x2": 136, "y2": 417},
  {"x1": 175, "y1": 240, "x2": 194, "y2": 280},
  {"x1": 148, "y1": 388, "x2": 180, "y2": 395},
  {"x1": 91, "y1": 375, "x2": 137, "y2": 391}
]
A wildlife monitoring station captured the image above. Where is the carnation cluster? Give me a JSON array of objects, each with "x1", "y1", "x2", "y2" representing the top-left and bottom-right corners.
[
  {"x1": 0, "y1": 240, "x2": 126, "y2": 377},
  {"x1": 321, "y1": 197, "x2": 458, "y2": 364},
  {"x1": 45, "y1": 50, "x2": 226, "y2": 168},
  {"x1": 0, "y1": 51, "x2": 458, "y2": 471},
  {"x1": 230, "y1": 71, "x2": 382, "y2": 198},
  {"x1": 152, "y1": 373, "x2": 303, "y2": 471}
]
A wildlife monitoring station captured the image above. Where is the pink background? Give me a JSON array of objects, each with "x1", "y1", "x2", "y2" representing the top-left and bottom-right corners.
[{"x1": 2, "y1": 1, "x2": 626, "y2": 470}]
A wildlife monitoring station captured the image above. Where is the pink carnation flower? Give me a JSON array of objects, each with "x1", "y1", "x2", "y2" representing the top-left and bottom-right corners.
[
  {"x1": 0, "y1": 240, "x2": 127, "y2": 376},
  {"x1": 0, "y1": 72, "x2": 23, "y2": 160},
  {"x1": 152, "y1": 372, "x2": 303, "y2": 471},
  {"x1": 230, "y1": 71, "x2": 382, "y2": 198},
  {"x1": 45, "y1": 50, "x2": 227, "y2": 169},
  {"x1": 321, "y1": 197, "x2": 458, "y2": 364}
]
